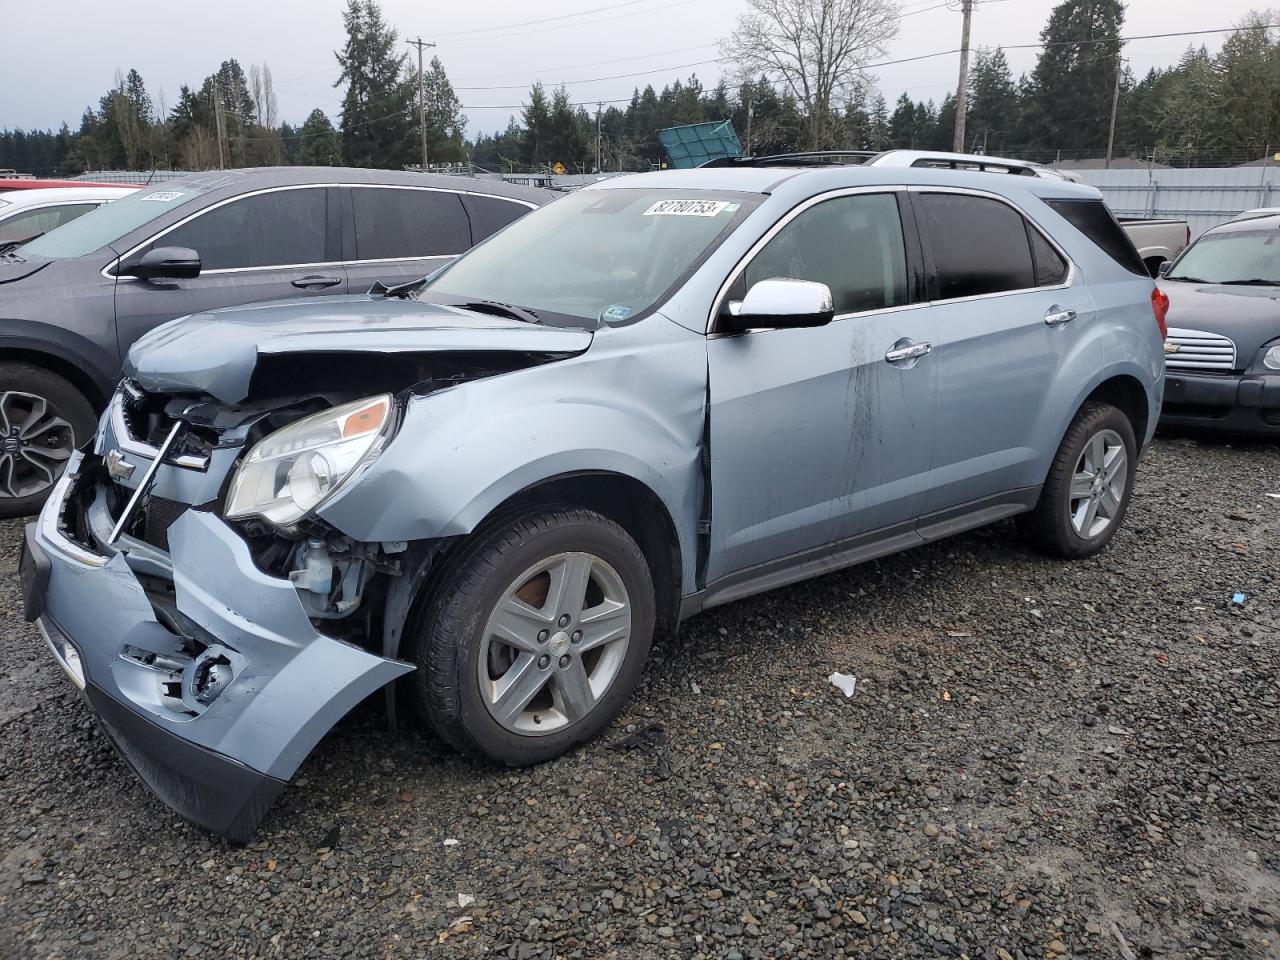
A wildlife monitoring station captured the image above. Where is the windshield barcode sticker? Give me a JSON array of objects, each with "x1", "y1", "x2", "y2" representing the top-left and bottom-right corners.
[
  {"x1": 644, "y1": 199, "x2": 731, "y2": 217},
  {"x1": 141, "y1": 191, "x2": 184, "y2": 202}
]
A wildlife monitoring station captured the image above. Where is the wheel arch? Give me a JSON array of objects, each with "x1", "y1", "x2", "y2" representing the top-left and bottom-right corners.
[
  {"x1": 1080, "y1": 373, "x2": 1151, "y2": 448},
  {"x1": 0, "y1": 335, "x2": 116, "y2": 411}
]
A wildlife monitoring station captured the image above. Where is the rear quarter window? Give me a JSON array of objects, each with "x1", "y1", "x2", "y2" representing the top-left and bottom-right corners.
[
  {"x1": 351, "y1": 187, "x2": 469, "y2": 260},
  {"x1": 1046, "y1": 199, "x2": 1147, "y2": 276}
]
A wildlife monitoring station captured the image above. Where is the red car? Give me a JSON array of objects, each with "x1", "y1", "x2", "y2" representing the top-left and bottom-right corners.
[{"x1": 0, "y1": 178, "x2": 142, "y2": 193}]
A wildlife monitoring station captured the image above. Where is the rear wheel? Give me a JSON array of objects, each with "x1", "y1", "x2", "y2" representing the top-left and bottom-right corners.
[
  {"x1": 409, "y1": 505, "x2": 655, "y2": 765},
  {"x1": 0, "y1": 363, "x2": 95, "y2": 519},
  {"x1": 1019, "y1": 401, "x2": 1137, "y2": 559}
]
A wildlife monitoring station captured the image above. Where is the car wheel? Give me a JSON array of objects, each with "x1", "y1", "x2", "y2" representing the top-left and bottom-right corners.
[
  {"x1": 0, "y1": 363, "x2": 96, "y2": 519},
  {"x1": 1019, "y1": 401, "x2": 1137, "y2": 559},
  {"x1": 410, "y1": 505, "x2": 655, "y2": 765}
]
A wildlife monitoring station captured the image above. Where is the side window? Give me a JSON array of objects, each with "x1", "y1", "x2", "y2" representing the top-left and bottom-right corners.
[
  {"x1": 1046, "y1": 198, "x2": 1147, "y2": 276},
  {"x1": 742, "y1": 193, "x2": 908, "y2": 314},
  {"x1": 464, "y1": 195, "x2": 532, "y2": 242},
  {"x1": 351, "y1": 188, "x2": 469, "y2": 260},
  {"x1": 0, "y1": 203, "x2": 96, "y2": 244},
  {"x1": 160, "y1": 189, "x2": 327, "y2": 270},
  {"x1": 918, "y1": 193, "x2": 1035, "y2": 299},
  {"x1": 1027, "y1": 223, "x2": 1068, "y2": 286}
]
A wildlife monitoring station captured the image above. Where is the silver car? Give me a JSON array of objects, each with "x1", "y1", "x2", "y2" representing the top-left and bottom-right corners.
[{"x1": 22, "y1": 160, "x2": 1166, "y2": 840}]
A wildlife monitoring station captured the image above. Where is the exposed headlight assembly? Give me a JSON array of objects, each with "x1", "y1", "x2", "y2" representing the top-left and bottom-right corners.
[
  {"x1": 1264, "y1": 344, "x2": 1280, "y2": 371},
  {"x1": 225, "y1": 395, "x2": 394, "y2": 526}
]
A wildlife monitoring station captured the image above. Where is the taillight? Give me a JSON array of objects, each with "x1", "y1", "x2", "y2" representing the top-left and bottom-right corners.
[{"x1": 1151, "y1": 287, "x2": 1169, "y2": 339}]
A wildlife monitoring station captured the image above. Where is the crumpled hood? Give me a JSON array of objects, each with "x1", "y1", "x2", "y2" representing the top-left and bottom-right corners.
[
  {"x1": 1161, "y1": 279, "x2": 1280, "y2": 362},
  {"x1": 124, "y1": 294, "x2": 594, "y2": 403}
]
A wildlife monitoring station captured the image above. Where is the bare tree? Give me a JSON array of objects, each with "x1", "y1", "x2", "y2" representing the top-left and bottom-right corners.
[
  {"x1": 722, "y1": 0, "x2": 900, "y2": 148},
  {"x1": 249, "y1": 62, "x2": 279, "y2": 130}
]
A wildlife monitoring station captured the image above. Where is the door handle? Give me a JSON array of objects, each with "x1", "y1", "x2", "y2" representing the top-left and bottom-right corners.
[
  {"x1": 885, "y1": 340, "x2": 932, "y2": 363},
  {"x1": 1044, "y1": 306, "x2": 1077, "y2": 326},
  {"x1": 291, "y1": 275, "x2": 343, "y2": 289}
]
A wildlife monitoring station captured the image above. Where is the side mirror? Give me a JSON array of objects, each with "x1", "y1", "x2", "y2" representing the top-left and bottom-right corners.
[
  {"x1": 124, "y1": 246, "x2": 201, "y2": 281},
  {"x1": 1157, "y1": 261, "x2": 1171, "y2": 278},
  {"x1": 720, "y1": 278, "x2": 835, "y2": 333}
]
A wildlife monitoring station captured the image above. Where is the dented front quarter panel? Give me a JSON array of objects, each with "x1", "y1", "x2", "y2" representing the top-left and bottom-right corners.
[{"x1": 318, "y1": 315, "x2": 710, "y2": 595}]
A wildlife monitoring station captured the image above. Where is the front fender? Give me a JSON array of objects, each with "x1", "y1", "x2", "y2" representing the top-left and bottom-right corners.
[{"x1": 317, "y1": 321, "x2": 709, "y2": 594}]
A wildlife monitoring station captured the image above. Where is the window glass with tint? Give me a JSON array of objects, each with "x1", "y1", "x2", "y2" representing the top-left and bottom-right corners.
[
  {"x1": 1164, "y1": 229, "x2": 1280, "y2": 284},
  {"x1": 744, "y1": 193, "x2": 908, "y2": 314},
  {"x1": 464, "y1": 195, "x2": 531, "y2": 241},
  {"x1": 919, "y1": 193, "x2": 1035, "y2": 299},
  {"x1": 1027, "y1": 223, "x2": 1069, "y2": 286},
  {"x1": 352, "y1": 188, "x2": 469, "y2": 260},
  {"x1": 159, "y1": 188, "x2": 327, "y2": 270},
  {"x1": 0, "y1": 203, "x2": 97, "y2": 244},
  {"x1": 1046, "y1": 198, "x2": 1147, "y2": 276}
]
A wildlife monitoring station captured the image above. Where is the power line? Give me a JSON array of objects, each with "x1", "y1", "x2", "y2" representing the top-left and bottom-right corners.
[
  {"x1": 446, "y1": 0, "x2": 703, "y2": 43},
  {"x1": 433, "y1": 0, "x2": 658, "y2": 38},
  {"x1": 456, "y1": 58, "x2": 724, "y2": 91},
  {"x1": 453, "y1": 44, "x2": 719, "y2": 83}
]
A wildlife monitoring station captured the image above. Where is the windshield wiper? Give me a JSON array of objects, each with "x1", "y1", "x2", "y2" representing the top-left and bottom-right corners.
[
  {"x1": 454, "y1": 299, "x2": 543, "y2": 325},
  {"x1": 0, "y1": 232, "x2": 42, "y2": 255},
  {"x1": 1217, "y1": 278, "x2": 1280, "y2": 286},
  {"x1": 1164, "y1": 274, "x2": 1210, "y2": 283}
]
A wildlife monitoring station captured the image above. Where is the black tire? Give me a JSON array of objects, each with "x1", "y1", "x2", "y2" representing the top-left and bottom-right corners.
[
  {"x1": 0, "y1": 362, "x2": 96, "y2": 519},
  {"x1": 1019, "y1": 401, "x2": 1137, "y2": 559},
  {"x1": 409, "y1": 505, "x2": 655, "y2": 766}
]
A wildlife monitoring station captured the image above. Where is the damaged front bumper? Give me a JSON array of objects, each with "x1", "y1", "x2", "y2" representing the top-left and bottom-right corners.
[{"x1": 22, "y1": 450, "x2": 413, "y2": 842}]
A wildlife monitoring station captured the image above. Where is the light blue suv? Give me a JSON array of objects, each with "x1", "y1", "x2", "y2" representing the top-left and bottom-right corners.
[{"x1": 22, "y1": 156, "x2": 1167, "y2": 840}]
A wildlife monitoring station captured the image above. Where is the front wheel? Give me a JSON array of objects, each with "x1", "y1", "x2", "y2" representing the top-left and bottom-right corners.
[
  {"x1": 0, "y1": 363, "x2": 96, "y2": 519},
  {"x1": 1019, "y1": 401, "x2": 1137, "y2": 559},
  {"x1": 409, "y1": 505, "x2": 655, "y2": 766}
]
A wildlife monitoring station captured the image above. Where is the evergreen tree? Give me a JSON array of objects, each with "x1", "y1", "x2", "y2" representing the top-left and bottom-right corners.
[
  {"x1": 297, "y1": 108, "x2": 343, "y2": 165},
  {"x1": 521, "y1": 82, "x2": 553, "y2": 166},
  {"x1": 1024, "y1": 0, "x2": 1126, "y2": 155},
  {"x1": 967, "y1": 48, "x2": 1019, "y2": 153},
  {"x1": 418, "y1": 55, "x2": 467, "y2": 163},
  {"x1": 335, "y1": 0, "x2": 414, "y2": 168}
]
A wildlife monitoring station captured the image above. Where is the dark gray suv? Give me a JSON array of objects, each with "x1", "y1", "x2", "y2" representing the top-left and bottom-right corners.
[{"x1": 0, "y1": 167, "x2": 549, "y2": 516}]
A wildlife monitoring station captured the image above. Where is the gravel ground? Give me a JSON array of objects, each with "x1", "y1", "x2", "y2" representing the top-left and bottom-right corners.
[{"x1": 1, "y1": 436, "x2": 1278, "y2": 960}]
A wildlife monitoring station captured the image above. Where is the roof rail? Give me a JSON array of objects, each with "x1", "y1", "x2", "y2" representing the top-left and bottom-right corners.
[
  {"x1": 866, "y1": 150, "x2": 1049, "y2": 177},
  {"x1": 700, "y1": 150, "x2": 881, "y2": 168}
]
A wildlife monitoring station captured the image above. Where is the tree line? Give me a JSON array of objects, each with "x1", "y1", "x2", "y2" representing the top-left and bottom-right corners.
[{"x1": 4, "y1": 0, "x2": 1280, "y2": 177}]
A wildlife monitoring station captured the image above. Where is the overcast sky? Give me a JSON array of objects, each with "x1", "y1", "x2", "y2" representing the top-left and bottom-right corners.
[{"x1": 1, "y1": 0, "x2": 1269, "y2": 136}]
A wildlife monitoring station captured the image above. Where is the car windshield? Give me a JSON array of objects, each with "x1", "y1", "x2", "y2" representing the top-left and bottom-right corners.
[
  {"x1": 18, "y1": 186, "x2": 203, "y2": 260},
  {"x1": 1165, "y1": 228, "x2": 1280, "y2": 285},
  {"x1": 421, "y1": 188, "x2": 761, "y2": 327}
]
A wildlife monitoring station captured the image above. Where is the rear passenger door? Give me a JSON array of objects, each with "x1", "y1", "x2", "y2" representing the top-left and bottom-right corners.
[
  {"x1": 342, "y1": 186, "x2": 473, "y2": 292},
  {"x1": 113, "y1": 186, "x2": 342, "y2": 357},
  {"x1": 912, "y1": 188, "x2": 1098, "y2": 519}
]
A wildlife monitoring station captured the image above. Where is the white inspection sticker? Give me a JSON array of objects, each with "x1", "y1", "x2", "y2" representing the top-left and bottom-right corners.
[
  {"x1": 644, "y1": 198, "x2": 731, "y2": 217},
  {"x1": 140, "y1": 191, "x2": 184, "y2": 202}
]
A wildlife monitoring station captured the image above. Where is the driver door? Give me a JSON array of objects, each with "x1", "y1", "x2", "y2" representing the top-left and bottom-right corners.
[{"x1": 705, "y1": 190, "x2": 938, "y2": 584}]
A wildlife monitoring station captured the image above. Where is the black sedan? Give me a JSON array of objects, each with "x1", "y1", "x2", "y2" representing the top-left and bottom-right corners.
[{"x1": 1158, "y1": 214, "x2": 1280, "y2": 435}]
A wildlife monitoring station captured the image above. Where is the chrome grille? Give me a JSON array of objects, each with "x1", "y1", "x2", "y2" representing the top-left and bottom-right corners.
[{"x1": 1165, "y1": 327, "x2": 1237, "y2": 372}]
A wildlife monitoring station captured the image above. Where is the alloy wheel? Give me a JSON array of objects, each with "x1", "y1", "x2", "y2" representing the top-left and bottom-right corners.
[
  {"x1": 0, "y1": 391, "x2": 75, "y2": 500},
  {"x1": 478, "y1": 551, "x2": 632, "y2": 736},
  {"x1": 1068, "y1": 428, "x2": 1127, "y2": 539}
]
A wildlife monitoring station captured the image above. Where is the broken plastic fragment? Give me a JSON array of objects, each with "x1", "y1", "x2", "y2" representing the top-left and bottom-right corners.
[
  {"x1": 443, "y1": 838, "x2": 460, "y2": 847},
  {"x1": 1232, "y1": 592, "x2": 1247, "y2": 606},
  {"x1": 457, "y1": 893, "x2": 475, "y2": 908},
  {"x1": 828, "y1": 672, "x2": 857, "y2": 698}
]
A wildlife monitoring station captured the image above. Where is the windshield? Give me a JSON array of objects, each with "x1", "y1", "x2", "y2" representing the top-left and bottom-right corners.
[
  {"x1": 18, "y1": 186, "x2": 203, "y2": 260},
  {"x1": 1165, "y1": 228, "x2": 1280, "y2": 284},
  {"x1": 421, "y1": 188, "x2": 761, "y2": 326}
]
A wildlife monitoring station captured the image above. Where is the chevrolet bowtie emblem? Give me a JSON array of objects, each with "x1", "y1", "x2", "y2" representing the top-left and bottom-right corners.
[
  {"x1": 106, "y1": 449, "x2": 136, "y2": 482},
  {"x1": 1164, "y1": 341, "x2": 1180, "y2": 354}
]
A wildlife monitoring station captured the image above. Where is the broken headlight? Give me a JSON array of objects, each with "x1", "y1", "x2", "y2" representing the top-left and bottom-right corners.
[{"x1": 225, "y1": 395, "x2": 394, "y2": 526}]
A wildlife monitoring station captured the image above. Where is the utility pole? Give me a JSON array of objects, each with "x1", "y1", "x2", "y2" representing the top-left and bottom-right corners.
[
  {"x1": 952, "y1": 0, "x2": 974, "y2": 153},
  {"x1": 746, "y1": 100, "x2": 755, "y2": 156},
  {"x1": 212, "y1": 83, "x2": 227, "y2": 170},
  {"x1": 595, "y1": 103, "x2": 602, "y2": 173},
  {"x1": 1105, "y1": 49, "x2": 1122, "y2": 169},
  {"x1": 407, "y1": 37, "x2": 436, "y2": 171}
]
